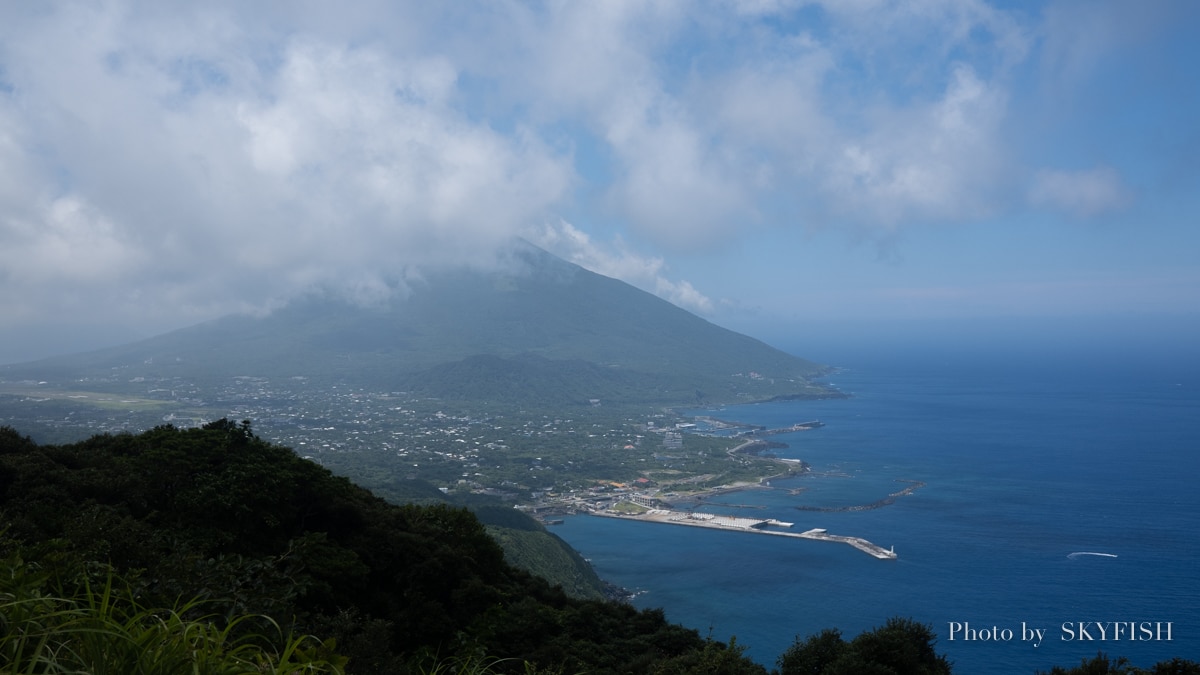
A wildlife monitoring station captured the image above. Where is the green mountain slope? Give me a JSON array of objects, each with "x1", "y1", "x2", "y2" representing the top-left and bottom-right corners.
[
  {"x1": 471, "y1": 504, "x2": 613, "y2": 601},
  {"x1": 336, "y1": 476, "x2": 614, "y2": 601},
  {"x1": 0, "y1": 421, "x2": 762, "y2": 674},
  {"x1": 2, "y1": 241, "x2": 832, "y2": 406}
]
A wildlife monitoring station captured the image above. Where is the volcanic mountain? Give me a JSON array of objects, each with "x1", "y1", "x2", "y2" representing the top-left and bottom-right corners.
[{"x1": 3, "y1": 242, "x2": 833, "y2": 407}]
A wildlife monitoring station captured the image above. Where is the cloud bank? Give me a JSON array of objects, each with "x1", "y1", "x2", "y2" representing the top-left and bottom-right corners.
[
  {"x1": 530, "y1": 221, "x2": 715, "y2": 316},
  {"x1": 0, "y1": 0, "x2": 1183, "y2": 362}
]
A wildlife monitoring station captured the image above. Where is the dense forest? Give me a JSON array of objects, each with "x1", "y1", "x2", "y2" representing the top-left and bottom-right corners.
[{"x1": 0, "y1": 422, "x2": 1193, "y2": 674}]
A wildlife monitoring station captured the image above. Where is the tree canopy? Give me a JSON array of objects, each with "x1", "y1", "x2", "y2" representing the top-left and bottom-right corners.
[{"x1": 0, "y1": 421, "x2": 752, "y2": 673}]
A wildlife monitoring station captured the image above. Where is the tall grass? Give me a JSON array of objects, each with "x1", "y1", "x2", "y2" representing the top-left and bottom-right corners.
[
  {"x1": 0, "y1": 552, "x2": 346, "y2": 674},
  {"x1": 409, "y1": 653, "x2": 573, "y2": 675},
  {"x1": 0, "y1": 550, "x2": 570, "y2": 675}
]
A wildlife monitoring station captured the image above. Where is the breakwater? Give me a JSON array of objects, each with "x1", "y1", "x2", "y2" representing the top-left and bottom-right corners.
[
  {"x1": 737, "y1": 421, "x2": 825, "y2": 438},
  {"x1": 593, "y1": 508, "x2": 897, "y2": 560},
  {"x1": 692, "y1": 417, "x2": 825, "y2": 438},
  {"x1": 794, "y1": 479, "x2": 925, "y2": 512}
]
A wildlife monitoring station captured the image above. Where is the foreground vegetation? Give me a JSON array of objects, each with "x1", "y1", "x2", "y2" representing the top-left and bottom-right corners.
[
  {"x1": 0, "y1": 420, "x2": 762, "y2": 673},
  {"x1": 1, "y1": 422, "x2": 1193, "y2": 674},
  {"x1": 0, "y1": 553, "x2": 345, "y2": 674}
]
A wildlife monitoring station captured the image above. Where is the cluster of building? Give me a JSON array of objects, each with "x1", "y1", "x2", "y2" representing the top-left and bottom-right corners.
[{"x1": 4, "y1": 372, "x2": 708, "y2": 503}]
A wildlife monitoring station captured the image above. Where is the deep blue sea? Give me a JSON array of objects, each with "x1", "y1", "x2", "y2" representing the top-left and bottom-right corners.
[{"x1": 552, "y1": 343, "x2": 1200, "y2": 674}]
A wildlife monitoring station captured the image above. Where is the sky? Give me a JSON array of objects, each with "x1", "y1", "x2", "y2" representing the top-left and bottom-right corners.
[{"x1": 2, "y1": 0, "x2": 1198, "y2": 365}]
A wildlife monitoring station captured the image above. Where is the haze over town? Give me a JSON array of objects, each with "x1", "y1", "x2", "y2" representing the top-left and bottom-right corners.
[{"x1": 2, "y1": 1, "x2": 1197, "y2": 363}]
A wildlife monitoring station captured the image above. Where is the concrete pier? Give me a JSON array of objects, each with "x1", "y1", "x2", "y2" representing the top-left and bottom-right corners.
[
  {"x1": 793, "y1": 528, "x2": 898, "y2": 560},
  {"x1": 594, "y1": 508, "x2": 897, "y2": 560}
]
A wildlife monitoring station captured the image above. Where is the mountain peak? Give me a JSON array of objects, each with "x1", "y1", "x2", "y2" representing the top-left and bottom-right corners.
[{"x1": 4, "y1": 247, "x2": 832, "y2": 406}]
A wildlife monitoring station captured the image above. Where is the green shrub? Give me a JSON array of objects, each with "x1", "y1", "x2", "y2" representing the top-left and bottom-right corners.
[{"x1": 0, "y1": 551, "x2": 347, "y2": 674}]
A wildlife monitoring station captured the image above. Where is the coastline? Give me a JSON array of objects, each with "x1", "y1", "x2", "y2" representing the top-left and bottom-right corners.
[{"x1": 554, "y1": 353, "x2": 1200, "y2": 673}]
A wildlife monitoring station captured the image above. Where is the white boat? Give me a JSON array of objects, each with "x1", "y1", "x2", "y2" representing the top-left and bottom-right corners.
[{"x1": 1067, "y1": 551, "x2": 1117, "y2": 559}]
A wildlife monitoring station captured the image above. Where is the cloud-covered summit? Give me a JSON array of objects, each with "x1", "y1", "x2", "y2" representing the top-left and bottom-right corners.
[{"x1": 1, "y1": 1, "x2": 1195, "y2": 363}]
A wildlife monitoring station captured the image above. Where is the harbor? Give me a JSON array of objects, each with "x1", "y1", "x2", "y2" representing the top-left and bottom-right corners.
[
  {"x1": 691, "y1": 417, "x2": 826, "y2": 438},
  {"x1": 593, "y1": 508, "x2": 898, "y2": 560}
]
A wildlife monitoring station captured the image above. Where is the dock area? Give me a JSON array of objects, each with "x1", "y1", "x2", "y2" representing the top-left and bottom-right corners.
[
  {"x1": 737, "y1": 421, "x2": 825, "y2": 438},
  {"x1": 594, "y1": 508, "x2": 897, "y2": 560}
]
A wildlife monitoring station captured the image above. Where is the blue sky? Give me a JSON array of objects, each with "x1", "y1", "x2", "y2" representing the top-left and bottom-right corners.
[{"x1": 1, "y1": 1, "x2": 1197, "y2": 364}]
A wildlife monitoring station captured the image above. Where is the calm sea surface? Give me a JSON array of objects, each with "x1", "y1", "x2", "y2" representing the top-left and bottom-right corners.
[{"x1": 551, "y1": 346, "x2": 1200, "y2": 673}]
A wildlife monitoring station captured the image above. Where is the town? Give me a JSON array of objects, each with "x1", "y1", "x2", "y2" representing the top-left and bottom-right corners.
[{"x1": 0, "y1": 370, "x2": 806, "y2": 512}]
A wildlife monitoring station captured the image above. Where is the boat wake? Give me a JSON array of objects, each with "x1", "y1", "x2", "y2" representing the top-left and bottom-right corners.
[{"x1": 1068, "y1": 551, "x2": 1118, "y2": 559}]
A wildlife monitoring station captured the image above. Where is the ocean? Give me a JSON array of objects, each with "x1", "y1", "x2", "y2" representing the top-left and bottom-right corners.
[{"x1": 551, "y1": 342, "x2": 1200, "y2": 673}]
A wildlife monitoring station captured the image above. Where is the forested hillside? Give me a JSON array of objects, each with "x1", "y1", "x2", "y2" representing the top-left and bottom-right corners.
[
  {"x1": 2, "y1": 422, "x2": 1188, "y2": 674},
  {"x1": 0, "y1": 421, "x2": 761, "y2": 673}
]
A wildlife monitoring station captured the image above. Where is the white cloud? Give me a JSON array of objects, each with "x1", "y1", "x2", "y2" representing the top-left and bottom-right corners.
[
  {"x1": 497, "y1": 2, "x2": 755, "y2": 250},
  {"x1": 227, "y1": 39, "x2": 571, "y2": 271},
  {"x1": 530, "y1": 221, "x2": 715, "y2": 315},
  {"x1": 606, "y1": 116, "x2": 751, "y2": 251},
  {"x1": 2, "y1": 196, "x2": 143, "y2": 284},
  {"x1": 491, "y1": 0, "x2": 1032, "y2": 240},
  {"x1": 0, "y1": 0, "x2": 1186, "y2": 361},
  {"x1": 0, "y1": 4, "x2": 572, "y2": 340},
  {"x1": 822, "y1": 64, "x2": 1012, "y2": 226},
  {"x1": 1028, "y1": 166, "x2": 1132, "y2": 218}
]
